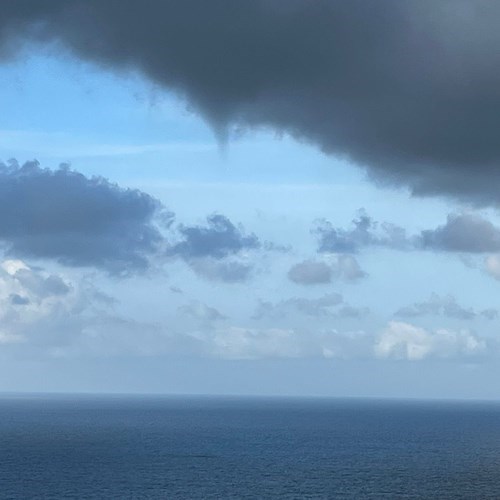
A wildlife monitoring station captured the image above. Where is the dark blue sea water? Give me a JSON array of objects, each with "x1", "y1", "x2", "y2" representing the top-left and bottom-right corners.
[{"x1": 1, "y1": 395, "x2": 500, "y2": 499}]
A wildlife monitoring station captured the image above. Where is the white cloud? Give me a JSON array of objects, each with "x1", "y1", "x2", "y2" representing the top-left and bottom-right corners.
[
  {"x1": 0, "y1": 259, "x2": 111, "y2": 351},
  {"x1": 203, "y1": 326, "x2": 371, "y2": 360},
  {"x1": 210, "y1": 327, "x2": 301, "y2": 359},
  {"x1": 0, "y1": 330, "x2": 25, "y2": 345},
  {"x1": 485, "y1": 254, "x2": 500, "y2": 280},
  {"x1": 374, "y1": 321, "x2": 485, "y2": 361},
  {"x1": 2, "y1": 259, "x2": 29, "y2": 276},
  {"x1": 0, "y1": 262, "x2": 491, "y2": 364},
  {"x1": 178, "y1": 301, "x2": 226, "y2": 323}
]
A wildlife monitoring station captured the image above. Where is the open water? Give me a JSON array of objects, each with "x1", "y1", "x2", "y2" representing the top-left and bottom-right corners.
[{"x1": 1, "y1": 395, "x2": 500, "y2": 498}]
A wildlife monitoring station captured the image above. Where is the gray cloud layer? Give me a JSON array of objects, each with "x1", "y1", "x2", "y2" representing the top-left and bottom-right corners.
[
  {"x1": 316, "y1": 210, "x2": 500, "y2": 255},
  {"x1": 0, "y1": 161, "x2": 167, "y2": 273},
  {"x1": 167, "y1": 214, "x2": 260, "y2": 282},
  {"x1": 168, "y1": 214, "x2": 260, "y2": 260},
  {"x1": 0, "y1": 160, "x2": 281, "y2": 282},
  {"x1": 0, "y1": 162, "x2": 268, "y2": 279},
  {"x1": 253, "y1": 293, "x2": 344, "y2": 320},
  {"x1": 287, "y1": 260, "x2": 332, "y2": 285},
  {"x1": 288, "y1": 256, "x2": 366, "y2": 285},
  {"x1": 420, "y1": 214, "x2": 500, "y2": 253},
  {"x1": 3, "y1": 1, "x2": 500, "y2": 203},
  {"x1": 187, "y1": 258, "x2": 253, "y2": 283},
  {"x1": 315, "y1": 212, "x2": 407, "y2": 254},
  {"x1": 395, "y1": 294, "x2": 497, "y2": 321},
  {"x1": 253, "y1": 292, "x2": 369, "y2": 321}
]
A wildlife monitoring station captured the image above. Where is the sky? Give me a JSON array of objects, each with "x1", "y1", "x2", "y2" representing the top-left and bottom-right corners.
[{"x1": 1, "y1": 1, "x2": 500, "y2": 398}]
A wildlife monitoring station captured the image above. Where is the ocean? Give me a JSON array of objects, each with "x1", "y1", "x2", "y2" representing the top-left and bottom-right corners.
[{"x1": 1, "y1": 395, "x2": 500, "y2": 498}]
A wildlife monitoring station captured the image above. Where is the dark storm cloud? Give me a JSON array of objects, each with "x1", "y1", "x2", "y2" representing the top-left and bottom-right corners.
[
  {"x1": 3, "y1": 1, "x2": 500, "y2": 203},
  {"x1": 0, "y1": 161, "x2": 168, "y2": 273},
  {"x1": 168, "y1": 214, "x2": 260, "y2": 260}
]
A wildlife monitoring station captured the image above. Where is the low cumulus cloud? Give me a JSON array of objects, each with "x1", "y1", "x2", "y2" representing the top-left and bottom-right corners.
[
  {"x1": 187, "y1": 258, "x2": 253, "y2": 283},
  {"x1": 202, "y1": 321, "x2": 486, "y2": 361},
  {"x1": 320, "y1": 208, "x2": 500, "y2": 284},
  {"x1": 287, "y1": 260, "x2": 332, "y2": 285},
  {"x1": 314, "y1": 211, "x2": 408, "y2": 254},
  {"x1": 395, "y1": 294, "x2": 497, "y2": 321},
  {"x1": 485, "y1": 255, "x2": 500, "y2": 281},
  {"x1": 332, "y1": 255, "x2": 367, "y2": 282},
  {"x1": 207, "y1": 326, "x2": 371, "y2": 360},
  {"x1": 0, "y1": 161, "x2": 169, "y2": 274},
  {"x1": 0, "y1": 258, "x2": 203, "y2": 358},
  {"x1": 0, "y1": 162, "x2": 272, "y2": 281},
  {"x1": 178, "y1": 301, "x2": 227, "y2": 323},
  {"x1": 420, "y1": 214, "x2": 500, "y2": 253},
  {"x1": 336, "y1": 305, "x2": 370, "y2": 319},
  {"x1": 315, "y1": 210, "x2": 500, "y2": 260},
  {"x1": 0, "y1": 259, "x2": 114, "y2": 349},
  {"x1": 374, "y1": 321, "x2": 486, "y2": 361},
  {"x1": 168, "y1": 214, "x2": 260, "y2": 260},
  {"x1": 253, "y1": 293, "x2": 343, "y2": 320},
  {"x1": 5, "y1": 1, "x2": 500, "y2": 203},
  {"x1": 0, "y1": 265, "x2": 489, "y2": 362},
  {"x1": 168, "y1": 214, "x2": 261, "y2": 282},
  {"x1": 288, "y1": 255, "x2": 366, "y2": 285},
  {"x1": 252, "y1": 293, "x2": 368, "y2": 321}
]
